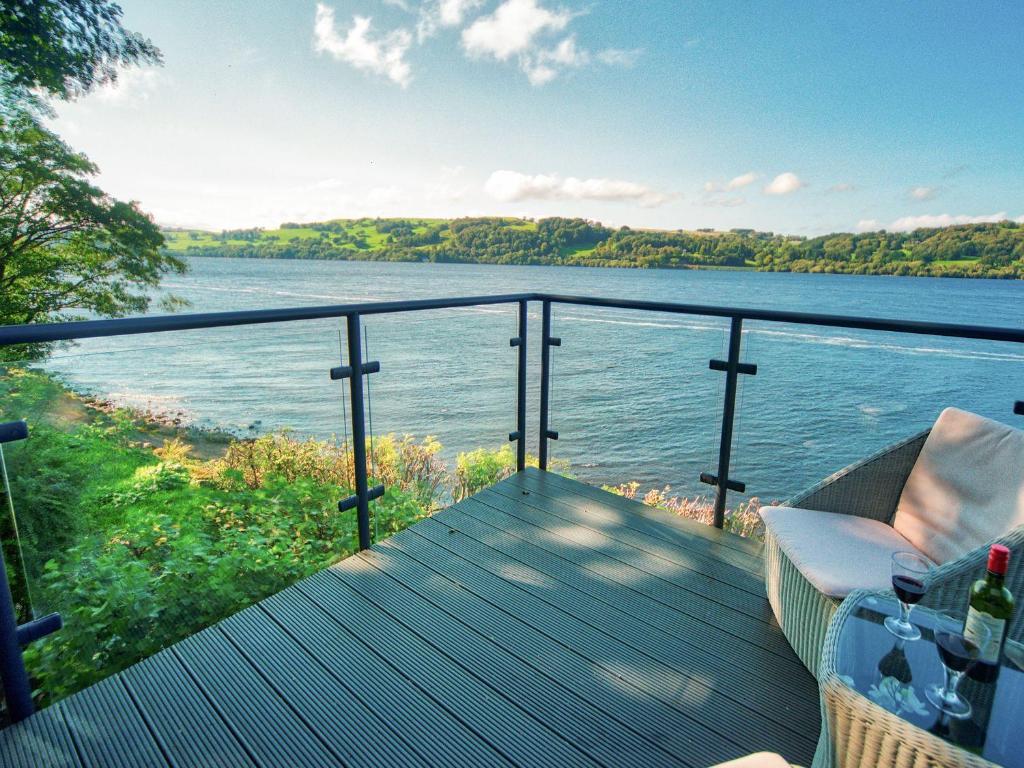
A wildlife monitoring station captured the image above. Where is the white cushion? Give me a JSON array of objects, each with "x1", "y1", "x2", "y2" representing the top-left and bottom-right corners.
[
  {"x1": 760, "y1": 505, "x2": 923, "y2": 598},
  {"x1": 712, "y1": 752, "x2": 791, "y2": 768},
  {"x1": 894, "y1": 408, "x2": 1024, "y2": 565}
]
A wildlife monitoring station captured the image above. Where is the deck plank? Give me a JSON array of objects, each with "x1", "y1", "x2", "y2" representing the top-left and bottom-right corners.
[
  {"x1": 405, "y1": 517, "x2": 818, "y2": 756},
  {"x1": 0, "y1": 470, "x2": 819, "y2": 768},
  {"x1": 441, "y1": 499, "x2": 808, "y2": 687}
]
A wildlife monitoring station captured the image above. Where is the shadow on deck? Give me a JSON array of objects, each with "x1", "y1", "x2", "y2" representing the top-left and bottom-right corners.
[{"x1": 1, "y1": 468, "x2": 820, "y2": 767}]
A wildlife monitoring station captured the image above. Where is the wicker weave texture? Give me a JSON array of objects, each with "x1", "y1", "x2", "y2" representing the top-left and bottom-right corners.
[
  {"x1": 787, "y1": 431, "x2": 929, "y2": 522},
  {"x1": 764, "y1": 530, "x2": 841, "y2": 676},
  {"x1": 815, "y1": 590, "x2": 999, "y2": 768}
]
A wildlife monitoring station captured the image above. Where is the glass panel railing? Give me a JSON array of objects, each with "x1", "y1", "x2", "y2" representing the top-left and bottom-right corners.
[
  {"x1": 0, "y1": 320, "x2": 385, "y2": 708},
  {"x1": 728, "y1": 319, "x2": 1024, "y2": 524},
  {"x1": 547, "y1": 302, "x2": 731, "y2": 519},
  {"x1": 358, "y1": 304, "x2": 520, "y2": 520}
]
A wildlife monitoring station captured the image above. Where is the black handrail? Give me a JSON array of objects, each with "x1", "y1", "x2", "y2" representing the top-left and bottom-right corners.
[
  {"x1": 4, "y1": 292, "x2": 1024, "y2": 345},
  {"x1": 1, "y1": 290, "x2": 1023, "y2": 722}
]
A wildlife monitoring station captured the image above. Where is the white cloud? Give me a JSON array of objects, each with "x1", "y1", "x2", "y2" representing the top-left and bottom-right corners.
[
  {"x1": 314, "y1": 4, "x2": 413, "y2": 87},
  {"x1": 93, "y1": 66, "x2": 166, "y2": 104},
  {"x1": 462, "y1": 0, "x2": 572, "y2": 61},
  {"x1": 522, "y1": 35, "x2": 588, "y2": 85},
  {"x1": 909, "y1": 185, "x2": 939, "y2": 201},
  {"x1": 763, "y1": 172, "x2": 805, "y2": 196},
  {"x1": 485, "y1": 169, "x2": 672, "y2": 207},
  {"x1": 726, "y1": 171, "x2": 758, "y2": 190},
  {"x1": 417, "y1": 0, "x2": 485, "y2": 41},
  {"x1": 596, "y1": 48, "x2": 641, "y2": 67},
  {"x1": 856, "y1": 219, "x2": 880, "y2": 232},
  {"x1": 889, "y1": 212, "x2": 1008, "y2": 231},
  {"x1": 827, "y1": 182, "x2": 856, "y2": 193}
]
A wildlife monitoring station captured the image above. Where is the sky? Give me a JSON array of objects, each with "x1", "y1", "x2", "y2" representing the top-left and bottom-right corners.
[{"x1": 48, "y1": 0, "x2": 1024, "y2": 235}]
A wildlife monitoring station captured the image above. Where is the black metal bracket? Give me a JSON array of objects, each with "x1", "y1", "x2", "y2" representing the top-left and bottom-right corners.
[
  {"x1": 544, "y1": 430, "x2": 558, "y2": 440},
  {"x1": 330, "y1": 361, "x2": 380, "y2": 380},
  {"x1": 548, "y1": 337, "x2": 561, "y2": 347},
  {"x1": 699, "y1": 472, "x2": 745, "y2": 493},
  {"x1": 709, "y1": 359, "x2": 757, "y2": 376},
  {"x1": 338, "y1": 484, "x2": 385, "y2": 512},
  {"x1": 0, "y1": 421, "x2": 28, "y2": 444},
  {"x1": 16, "y1": 613, "x2": 62, "y2": 646},
  {"x1": 509, "y1": 337, "x2": 522, "y2": 347},
  {"x1": 508, "y1": 431, "x2": 521, "y2": 442},
  {"x1": 1015, "y1": 401, "x2": 1024, "y2": 416}
]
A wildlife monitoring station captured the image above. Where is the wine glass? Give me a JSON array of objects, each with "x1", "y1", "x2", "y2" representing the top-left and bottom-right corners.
[
  {"x1": 925, "y1": 611, "x2": 990, "y2": 719},
  {"x1": 885, "y1": 551, "x2": 932, "y2": 641}
]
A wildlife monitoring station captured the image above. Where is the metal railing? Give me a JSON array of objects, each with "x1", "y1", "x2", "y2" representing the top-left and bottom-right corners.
[{"x1": 1, "y1": 291, "x2": 1023, "y2": 722}]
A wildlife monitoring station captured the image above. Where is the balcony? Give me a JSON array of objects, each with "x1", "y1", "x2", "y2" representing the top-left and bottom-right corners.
[{"x1": 1, "y1": 293, "x2": 1022, "y2": 767}]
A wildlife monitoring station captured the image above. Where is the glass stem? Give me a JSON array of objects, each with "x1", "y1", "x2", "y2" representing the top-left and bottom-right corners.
[
  {"x1": 943, "y1": 667, "x2": 963, "y2": 705},
  {"x1": 899, "y1": 600, "x2": 913, "y2": 627}
]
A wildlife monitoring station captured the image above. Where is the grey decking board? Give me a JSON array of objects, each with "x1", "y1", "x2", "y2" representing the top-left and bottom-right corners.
[
  {"x1": 442, "y1": 500, "x2": 810, "y2": 689},
  {"x1": 486, "y1": 481, "x2": 767, "y2": 598},
  {"x1": 511, "y1": 468, "x2": 764, "y2": 569},
  {"x1": 172, "y1": 629, "x2": 343, "y2": 768},
  {"x1": 401, "y1": 522, "x2": 818, "y2": 758},
  {"x1": 216, "y1": 613, "x2": 431, "y2": 768},
  {"x1": 257, "y1": 589, "x2": 516, "y2": 768},
  {"x1": 0, "y1": 470, "x2": 819, "y2": 768},
  {"x1": 326, "y1": 555, "x2": 684, "y2": 768},
  {"x1": 456, "y1": 492, "x2": 796, "y2": 659},
  {"x1": 471, "y1": 489, "x2": 774, "y2": 622},
  {"x1": 58, "y1": 676, "x2": 168, "y2": 768},
  {"x1": 120, "y1": 652, "x2": 256, "y2": 768},
  {"x1": 0, "y1": 703, "x2": 81, "y2": 768},
  {"x1": 296, "y1": 571, "x2": 604, "y2": 768},
  {"x1": 361, "y1": 539, "x2": 752, "y2": 768}
]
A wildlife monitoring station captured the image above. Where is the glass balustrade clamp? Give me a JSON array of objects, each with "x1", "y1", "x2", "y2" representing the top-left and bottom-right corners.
[{"x1": 1015, "y1": 401, "x2": 1024, "y2": 416}]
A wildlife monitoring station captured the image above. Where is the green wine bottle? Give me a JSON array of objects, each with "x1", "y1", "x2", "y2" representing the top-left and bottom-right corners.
[{"x1": 964, "y1": 544, "x2": 1014, "y2": 682}]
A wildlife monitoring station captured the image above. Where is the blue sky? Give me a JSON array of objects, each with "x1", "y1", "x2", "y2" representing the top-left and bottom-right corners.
[{"x1": 49, "y1": 0, "x2": 1024, "y2": 234}]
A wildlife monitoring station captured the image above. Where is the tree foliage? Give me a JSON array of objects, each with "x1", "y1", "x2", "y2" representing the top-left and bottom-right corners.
[
  {"x1": 0, "y1": 0, "x2": 160, "y2": 99},
  {"x1": 0, "y1": 109, "x2": 185, "y2": 359},
  {"x1": 169, "y1": 216, "x2": 1024, "y2": 279}
]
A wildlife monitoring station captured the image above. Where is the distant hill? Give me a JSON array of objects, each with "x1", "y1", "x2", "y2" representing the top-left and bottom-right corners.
[{"x1": 162, "y1": 217, "x2": 1024, "y2": 278}]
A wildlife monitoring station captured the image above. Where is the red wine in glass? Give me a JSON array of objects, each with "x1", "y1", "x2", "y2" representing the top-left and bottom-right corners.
[
  {"x1": 892, "y1": 574, "x2": 927, "y2": 604},
  {"x1": 885, "y1": 551, "x2": 931, "y2": 641},
  {"x1": 935, "y1": 630, "x2": 980, "y2": 672}
]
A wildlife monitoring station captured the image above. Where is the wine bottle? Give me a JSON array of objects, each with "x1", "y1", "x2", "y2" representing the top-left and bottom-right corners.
[{"x1": 964, "y1": 544, "x2": 1014, "y2": 682}]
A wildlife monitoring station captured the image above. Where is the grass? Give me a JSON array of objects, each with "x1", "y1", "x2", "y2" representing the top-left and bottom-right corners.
[{"x1": 163, "y1": 218, "x2": 450, "y2": 252}]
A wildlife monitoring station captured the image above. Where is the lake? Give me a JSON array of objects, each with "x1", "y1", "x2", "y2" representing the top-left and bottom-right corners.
[{"x1": 42, "y1": 257, "x2": 1024, "y2": 503}]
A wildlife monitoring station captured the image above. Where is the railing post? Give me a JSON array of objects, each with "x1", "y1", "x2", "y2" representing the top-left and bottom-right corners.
[
  {"x1": 509, "y1": 299, "x2": 528, "y2": 471},
  {"x1": 539, "y1": 300, "x2": 561, "y2": 471},
  {"x1": 710, "y1": 317, "x2": 749, "y2": 529},
  {"x1": 346, "y1": 313, "x2": 372, "y2": 550}
]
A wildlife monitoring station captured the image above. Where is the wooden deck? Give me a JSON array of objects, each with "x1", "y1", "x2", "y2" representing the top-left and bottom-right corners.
[{"x1": 1, "y1": 468, "x2": 820, "y2": 767}]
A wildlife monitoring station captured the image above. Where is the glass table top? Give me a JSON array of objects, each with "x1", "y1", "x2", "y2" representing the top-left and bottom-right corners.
[{"x1": 836, "y1": 593, "x2": 1024, "y2": 767}]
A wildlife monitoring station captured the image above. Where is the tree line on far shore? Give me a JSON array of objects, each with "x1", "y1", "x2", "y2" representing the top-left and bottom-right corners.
[{"x1": 167, "y1": 217, "x2": 1024, "y2": 279}]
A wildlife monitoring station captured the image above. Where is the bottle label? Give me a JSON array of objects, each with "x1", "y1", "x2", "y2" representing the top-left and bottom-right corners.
[{"x1": 964, "y1": 607, "x2": 1005, "y2": 664}]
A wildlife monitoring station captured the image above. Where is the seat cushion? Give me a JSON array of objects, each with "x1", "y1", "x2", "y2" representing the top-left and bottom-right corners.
[
  {"x1": 712, "y1": 753, "x2": 791, "y2": 768},
  {"x1": 894, "y1": 407, "x2": 1024, "y2": 565},
  {"x1": 760, "y1": 505, "x2": 924, "y2": 598}
]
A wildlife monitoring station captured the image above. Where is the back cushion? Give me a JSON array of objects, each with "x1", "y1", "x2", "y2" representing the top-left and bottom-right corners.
[{"x1": 894, "y1": 408, "x2": 1024, "y2": 564}]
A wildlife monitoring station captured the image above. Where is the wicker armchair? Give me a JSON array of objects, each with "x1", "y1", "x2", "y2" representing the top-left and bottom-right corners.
[{"x1": 762, "y1": 409, "x2": 1024, "y2": 677}]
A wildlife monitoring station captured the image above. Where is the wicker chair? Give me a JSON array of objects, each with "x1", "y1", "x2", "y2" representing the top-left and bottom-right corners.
[{"x1": 761, "y1": 408, "x2": 1024, "y2": 677}]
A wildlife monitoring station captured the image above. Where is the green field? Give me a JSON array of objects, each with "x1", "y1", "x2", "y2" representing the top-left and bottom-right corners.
[{"x1": 160, "y1": 217, "x2": 1024, "y2": 279}]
